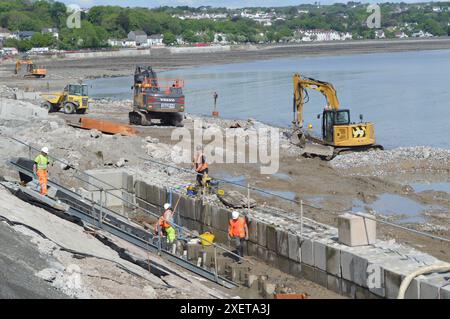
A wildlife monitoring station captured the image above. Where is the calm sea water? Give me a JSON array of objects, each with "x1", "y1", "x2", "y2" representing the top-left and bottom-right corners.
[{"x1": 87, "y1": 49, "x2": 450, "y2": 149}]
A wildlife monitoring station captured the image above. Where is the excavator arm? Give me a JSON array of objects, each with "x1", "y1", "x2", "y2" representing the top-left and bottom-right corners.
[{"x1": 293, "y1": 73, "x2": 340, "y2": 129}]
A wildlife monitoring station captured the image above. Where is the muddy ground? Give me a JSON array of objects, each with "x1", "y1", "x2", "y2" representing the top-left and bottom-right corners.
[{"x1": 0, "y1": 40, "x2": 449, "y2": 298}]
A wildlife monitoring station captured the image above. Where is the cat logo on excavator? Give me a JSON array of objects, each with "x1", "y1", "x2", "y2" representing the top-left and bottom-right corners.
[{"x1": 352, "y1": 126, "x2": 366, "y2": 138}]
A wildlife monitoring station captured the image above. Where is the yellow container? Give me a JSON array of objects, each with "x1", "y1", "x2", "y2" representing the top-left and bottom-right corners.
[{"x1": 200, "y1": 232, "x2": 215, "y2": 246}]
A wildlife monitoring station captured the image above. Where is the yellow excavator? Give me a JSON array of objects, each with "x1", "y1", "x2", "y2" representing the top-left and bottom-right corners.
[
  {"x1": 15, "y1": 59, "x2": 47, "y2": 78},
  {"x1": 291, "y1": 73, "x2": 383, "y2": 159}
]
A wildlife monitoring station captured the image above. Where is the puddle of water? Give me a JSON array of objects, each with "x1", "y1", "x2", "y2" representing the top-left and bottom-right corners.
[
  {"x1": 352, "y1": 193, "x2": 434, "y2": 224},
  {"x1": 411, "y1": 182, "x2": 450, "y2": 194},
  {"x1": 273, "y1": 172, "x2": 293, "y2": 181},
  {"x1": 214, "y1": 172, "x2": 248, "y2": 187}
]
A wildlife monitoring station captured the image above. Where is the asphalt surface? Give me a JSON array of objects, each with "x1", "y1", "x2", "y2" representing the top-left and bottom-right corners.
[{"x1": 0, "y1": 222, "x2": 68, "y2": 299}]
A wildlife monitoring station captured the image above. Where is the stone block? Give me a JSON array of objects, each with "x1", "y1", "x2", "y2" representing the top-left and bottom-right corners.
[
  {"x1": 257, "y1": 222, "x2": 267, "y2": 247},
  {"x1": 276, "y1": 229, "x2": 289, "y2": 258},
  {"x1": 266, "y1": 225, "x2": 277, "y2": 252},
  {"x1": 300, "y1": 238, "x2": 314, "y2": 266},
  {"x1": 340, "y1": 250, "x2": 368, "y2": 287},
  {"x1": 327, "y1": 275, "x2": 342, "y2": 294},
  {"x1": 314, "y1": 268, "x2": 328, "y2": 287},
  {"x1": 314, "y1": 241, "x2": 327, "y2": 271},
  {"x1": 287, "y1": 233, "x2": 301, "y2": 263},
  {"x1": 338, "y1": 213, "x2": 376, "y2": 247}
]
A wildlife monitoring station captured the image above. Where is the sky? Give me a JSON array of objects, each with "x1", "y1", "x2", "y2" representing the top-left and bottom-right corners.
[{"x1": 60, "y1": 0, "x2": 425, "y2": 9}]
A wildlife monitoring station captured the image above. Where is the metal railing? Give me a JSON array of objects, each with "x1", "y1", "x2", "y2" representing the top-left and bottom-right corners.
[{"x1": 2, "y1": 135, "x2": 249, "y2": 288}]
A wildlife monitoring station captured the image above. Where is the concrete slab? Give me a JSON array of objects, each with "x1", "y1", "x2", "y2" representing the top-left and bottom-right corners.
[
  {"x1": 440, "y1": 285, "x2": 450, "y2": 299},
  {"x1": 288, "y1": 260, "x2": 302, "y2": 278},
  {"x1": 300, "y1": 238, "x2": 314, "y2": 266},
  {"x1": 420, "y1": 275, "x2": 448, "y2": 299},
  {"x1": 301, "y1": 264, "x2": 315, "y2": 282},
  {"x1": 84, "y1": 169, "x2": 125, "y2": 191},
  {"x1": 276, "y1": 229, "x2": 289, "y2": 258},
  {"x1": 287, "y1": 233, "x2": 301, "y2": 263},
  {"x1": 266, "y1": 225, "x2": 277, "y2": 252}
]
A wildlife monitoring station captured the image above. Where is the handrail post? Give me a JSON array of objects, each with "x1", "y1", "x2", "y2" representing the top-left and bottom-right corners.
[
  {"x1": 300, "y1": 200, "x2": 304, "y2": 239},
  {"x1": 214, "y1": 245, "x2": 219, "y2": 282}
]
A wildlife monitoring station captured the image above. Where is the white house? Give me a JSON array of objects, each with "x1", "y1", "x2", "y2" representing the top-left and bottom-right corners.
[
  {"x1": 295, "y1": 29, "x2": 352, "y2": 42},
  {"x1": 128, "y1": 31, "x2": 148, "y2": 46},
  {"x1": 395, "y1": 31, "x2": 408, "y2": 39},
  {"x1": 108, "y1": 39, "x2": 136, "y2": 48},
  {"x1": 146, "y1": 34, "x2": 164, "y2": 47},
  {"x1": 0, "y1": 47, "x2": 18, "y2": 56},
  {"x1": 42, "y1": 28, "x2": 59, "y2": 40},
  {"x1": 28, "y1": 47, "x2": 49, "y2": 54}
]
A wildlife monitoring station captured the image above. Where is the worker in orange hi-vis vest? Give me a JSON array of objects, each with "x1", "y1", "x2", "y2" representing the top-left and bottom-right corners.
[
  {"x1": 228, "y1": 211, "x2": 249, "y2": 264},
  {"x1": 192, "y1": 145, "x2": 209, "y2": 187}
]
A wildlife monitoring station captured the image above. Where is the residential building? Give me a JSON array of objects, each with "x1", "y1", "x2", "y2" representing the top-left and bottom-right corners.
[
  {"x1": 42, "y1": 28, "x2": 59, "y2": 40},
  {"x1": 295, "y1": 29, "x2": 352, "y2": 42},
  {"x1": 16, "y1": 31, "x2": 35, "y2": 40},
  {"x1": 107, "y1": 39, "x2": 136, "y2": 48},
  {"x1": 147, "y1": 34, "x2": 164, "y2": 47},
  {"x1": 394, "y1": 31, "x2": 408, "y2": 38},
  {"x1": 128, "y1": 31, "x2": 148, "y2": 46}
]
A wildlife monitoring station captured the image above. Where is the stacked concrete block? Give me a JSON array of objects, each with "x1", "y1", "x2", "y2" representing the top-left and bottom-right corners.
[
  {"x1": 420, "y1": 274, "x2": 449, "y2": 299},
  {"x1": 266, "y1": 225, "x2": 277, "y2": 252},
  {"x1": 256, "y1": 222, "x2": 267, "y2": 247},
  {"x1": 300, "y1": 237, "x2": 314, "y2": 266},
  {"x1": 276, "y1": 229, "x2": 289, "y2": 258},
  {"x1": 247, "y1": 218, "x2": 258, "y2": 244},
  {"x1": 84, "y1": 169, "x2": 126, "y2": 191},
  {"x1": 338, "y1": 213, "x2": 376, "y2": 246},
  {"x1": 441, "y1": 285, "x2": 450, "y2": 299},
  {"x1": 287, "y1": 233, "x2": 301, "y2": 263}
]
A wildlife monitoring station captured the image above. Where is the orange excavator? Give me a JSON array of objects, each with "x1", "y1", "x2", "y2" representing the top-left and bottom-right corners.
[{"x1": 15, "y1": 59, "x2": 47, "y2": 78}]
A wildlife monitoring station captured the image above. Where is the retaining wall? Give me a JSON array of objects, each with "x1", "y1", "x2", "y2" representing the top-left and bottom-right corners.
[{"x1": 83, "y1": 169, "x2": 450, "y2": 299}]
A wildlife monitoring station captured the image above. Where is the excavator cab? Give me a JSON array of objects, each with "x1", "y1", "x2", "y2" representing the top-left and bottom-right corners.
[{"x1": 321, "y1": 109, "x2": 350, "y2": 143}]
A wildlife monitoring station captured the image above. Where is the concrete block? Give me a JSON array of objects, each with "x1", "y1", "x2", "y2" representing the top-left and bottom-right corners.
[
  {"x1": 267, "y1": 250, "x2": 278, "y2": 267},
  {"x1": 135, "y1": 180, "x2": 146, "y2": 199},
  {"x1": 340, "y1": 251, "x2": 369, "y2": 287},
  {"x1": 314, "y1": 268, "x2": 328, "y2": 287},
  {"x1": 0, "y1": 101, "x2": 48, "y2": 120},
  {"x1": 246, "y1": 241, "x2": 258, "y2": 258},
  {"x1": 301, "y1": 264, "x2": 315, "y2": 282},
  {"x1": 159, "y1": 187, "x2": 167, "y2": 207},
  {"x1": 247, "y1": 218, "x2": 258, "y2": 244},
  {"x1": 440, "y1": 285, "x2": 450, "y2": 299},
  {"x1": 314, "y1": 241, "x2": 327, "y2": 271},
  {"x1": 366, "y1": 263, "x2": 385, "y2": 297},
  {"x1": 183, "y1": 196, "x2": 196, "y2": 220},
  {"x1": 84, "y1": 169, "x2": 125, "y2": 191},
  {"x1": 276, "y1": 229, "x2": 289, "y2": 258},
  {"x1": 327, "y1": 275, "x2": 342, "y2": 294},
  {"x1": 277, "y1": 256, "x2": 290, "y2": 274},
  {"x1": 212, "y1": 208, "x2": 229, "y2": 232},
  {"x1": 215, "y1": 257, "x2": 230, "y2": 276},
  {"x1": 341, "y1": 279, "x2": 356, "y2": 298},
  {"x1": 338, "y1": 213, "x2": 376, "y2": 247},
  {"x1": 326, "y1": 245, "x2": 341, "y2": 277},
  {"x1": 384, "y1": 268, "x2": 403, "y2": 299},
  {"x1": 187, "y1": 243, "x2": 202, "y2": 261},
  {"x1": 257, "y1": 245, "x2": 269, "y2": 261},
  {"x1": 257, "y1": 222, "x2": 267, "y2": 247},
  {"x1": 287, "y1": 233, "x2": 301, "y2": 263},
  {"x1": 420, "y1": 276, "x2": 447, "y2": 299},
  {"x1": 266, "y1": 225, "x2": 277, "y2": 251},
  {"x1": 288, "y1": 260, "x2": 302, "y2": 278},
  {"x1": 122, "y1": 173, "x2": 133, "y2": 193},
  {"x1": 404, "y1": 277, "x2": 420, "y2": 299},
  {"x1": 211, "y1": 228, "x2": 228, "y2": 244},
  {"x1": 198, "y1": 203, "x2": 212, "y2": 226},
  {"x1": 300, "y1": 238, "x2": 314, "y2": 266},
  {"x1": 226, "y1": 264, "x2": 250, "y2": 285},
  {"x1": 355, "y1": 285, "x2": 380, "y2": 299}
]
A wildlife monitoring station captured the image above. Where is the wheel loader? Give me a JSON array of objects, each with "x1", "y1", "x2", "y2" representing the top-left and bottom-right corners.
[
  {"x1": 40, "y1": 84, "x2": 89, "y2": 114},
  {"x1": 129, "y1": 65, "x2": 185, "y2": 127},
  {"x1": 291, "y1": 73, "x2": 383, "y2": 159}
]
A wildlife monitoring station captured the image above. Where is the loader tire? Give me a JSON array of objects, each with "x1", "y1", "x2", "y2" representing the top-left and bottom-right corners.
[
  {"x1": 76, "y1": 108, "x2": 87, "y2": 114},
  {"x1": 63, "y1": 102, "x2": 76, "y2": 114},
  {"x1": 41, "y1": 102, "x2": 52, "y2": 112}
]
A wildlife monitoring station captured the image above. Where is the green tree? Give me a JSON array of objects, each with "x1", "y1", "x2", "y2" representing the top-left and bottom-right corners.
[{"x1": 163, "y1": 31, "x2": 176, "y2": 45}]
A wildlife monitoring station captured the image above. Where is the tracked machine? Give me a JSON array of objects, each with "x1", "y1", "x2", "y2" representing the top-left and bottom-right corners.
[
  {"x1": 129, "y1": 65, "x2": 185, "y2": 127},
  {"x1": 15, "y1": 59, "x2": 47, "y2": 78},
  {"x1": 291, "y1": 73, "x2": 383, "y2": 160}
]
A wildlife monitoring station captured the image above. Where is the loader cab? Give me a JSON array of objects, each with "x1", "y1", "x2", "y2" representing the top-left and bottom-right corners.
[
  {"x1": 64, "y1": 84, "x2": 89, "y2": 97},
  {"x1": 321, "y1": 109, "x2": 350, "y2": 143}
]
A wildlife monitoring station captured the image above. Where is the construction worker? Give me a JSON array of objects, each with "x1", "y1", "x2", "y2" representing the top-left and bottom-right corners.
[
  {"x1": 193, "y1": 145, "x2": 209, "y2": 187},
  {"x1": 33, "y1": 147, "x2": 51, "y2": 196},
  {"x1": 228, "y1": 211, "x2": 249, "y2": 263},
  {"x1": 155, "y1": 203, "x2": 176, "y2": 244}
]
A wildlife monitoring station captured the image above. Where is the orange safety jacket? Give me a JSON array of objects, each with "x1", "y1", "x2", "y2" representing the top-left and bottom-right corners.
[
  {"x1": 228, "y1": 217, "x2": 247, "y2": 238},
  {"x1": 155, "y1": 209, "x2": 173, "y2": 233},
  {"x1": 194, "y1": 152, "x2": 208, "y2": 172}
]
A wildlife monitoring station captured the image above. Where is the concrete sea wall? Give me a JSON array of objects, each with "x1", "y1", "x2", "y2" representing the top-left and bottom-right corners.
[{"x1": 83, "y1": 169, "x2": 450, "y2": 299}]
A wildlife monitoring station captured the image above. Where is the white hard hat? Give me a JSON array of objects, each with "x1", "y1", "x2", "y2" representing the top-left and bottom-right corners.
[
  {"x1": 41, "y1": 147, "x2": 49, "y2": 154},
  {"x1": 232, "y1": 211, "x2": 240, "y2": 220},
  {"x1": 164, "y1": 203, "x2": 171, "y2": 210}
]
